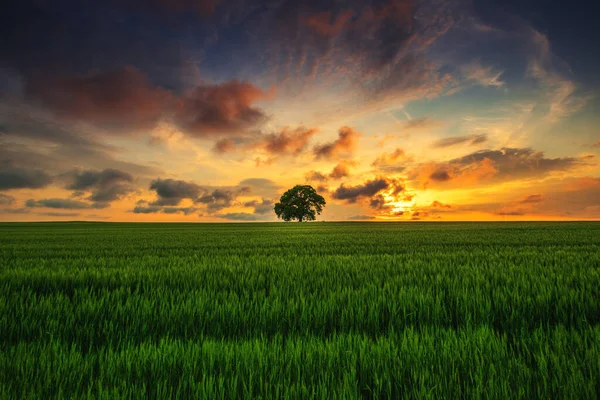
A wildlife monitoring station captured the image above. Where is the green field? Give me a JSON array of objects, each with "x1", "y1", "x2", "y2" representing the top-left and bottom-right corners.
[{"x1": 1, "y1": 222, "x2": 599, "y2": 399}]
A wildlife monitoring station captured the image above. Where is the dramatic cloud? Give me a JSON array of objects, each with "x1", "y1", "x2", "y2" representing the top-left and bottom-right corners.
[
  {"x1": 0, "y1": 163, "x2": 52, "y2": 190},
  {"x1": 25, "y1": 198, "x2": 101, "y2": 209},
  {"x1": 197, "y1": 188, "x2": 245, "y2": 212},
  {"x1": 28, "y1": 66, "x2": 171, "y2": 131},
  {"x1": 432, "y1": 134, "x2": 488, "y2": 148},
  {"x1": 412, "y1": 147, "x2": 586, "y2": 187},
  {"x1": 332, "y1": 179, "x2": 389, "y2": 202},
  {"x1": 450, "y1": 148, "x2": 582, "y2": 179},
  {"x1": 314, "y1": 126, "x2": 359, "y2": 159},
  {"x1": 332, "y1": 177, "x2": 404, "y2": 209},
  {"x1": 305, "y1": 161, "x2": 354, "y2": 182},
  {"x1": 0, "y1": 103, "x2": 162, "y2": 179},
  {"x1": 27, "y1": 68, "x2": 270, "y2": 138},
  {"x1": 66, "y1": 168, "x2": 134, "y2": 203},
  {"x1": 429, "y1": 169, "x2": 452, "y2": 182},
  {"x1": 132, "y1": 205, "x2": 162, "y2": 214},
  {"x1": 149, "y1": 178, "x2": 204, "y2": 206},
  {"x1": 145, "y1": 178, "x2": 255, "y2": 214},
  {"x1": 592, "y1": 141, "x2": 600, "y2": 148},
  {"x1": 174, "y1": 80, "x2": 270, "y2": 137}
]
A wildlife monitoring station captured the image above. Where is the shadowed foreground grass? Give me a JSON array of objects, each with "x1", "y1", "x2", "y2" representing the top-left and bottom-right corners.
[{"x1": 1, "y1": 222, "x2": 599, "y2": 398}]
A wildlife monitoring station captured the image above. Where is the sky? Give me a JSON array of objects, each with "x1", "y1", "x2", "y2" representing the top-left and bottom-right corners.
[{"x1": 1, "y1": 0, "x2": 599, "y2": 222}]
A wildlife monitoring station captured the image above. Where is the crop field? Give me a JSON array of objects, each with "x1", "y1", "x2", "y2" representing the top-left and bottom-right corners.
[{"x1": 0, "y1": 222, "x2": 599, "y2": 399}]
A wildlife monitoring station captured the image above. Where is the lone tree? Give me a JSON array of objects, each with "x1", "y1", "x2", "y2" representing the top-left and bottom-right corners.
[{"x1": 274, "y1": 185, "x2": 326, "y2": 222}]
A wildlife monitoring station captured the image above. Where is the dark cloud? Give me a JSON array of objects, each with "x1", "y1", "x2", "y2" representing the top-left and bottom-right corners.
[
  {"x1": 0, "y1": 163, "x2": 52, "y2": 190},
  {"x1": 0, "y1": 104, "x2": 162, "y2": 179},
  {"x1": 132, "y1": 205, "x2": 197, "y2": 215},
  {"x1": 216, "y1": 212, "x2": 260, "y2": 221},
  {"x1": 27, "y1": 67, "x2": 171, "y2": 131},
  {"x1": 145, "y1": 178, "x2": 258, "y2": 214},
  {"x1": 348, "y1": 215, "x2": 375, "y2": 220},
  {"x1": 332, "y1": 177, "x2": 404, "y2": 208},
  {"x1": 66, "y1": 168, "x2": 134, "y2": 203},
  {"x1": 243, "y1": 199, "x2": 273, "y2": 215},
  {"x1": 429, "y1": 169, "x2": 451, "y2": 182},
  {"x1": 450, "y1": 148, "x2": 582, "y2": 179},
  {"x1": 149, "y1": 178, "x2": 205, "y2": 206},
  {"x1": 332, "y1": 179, "x2": 389, "y2": 202},
  {"x1": 25, "y1": 198, "x2": 101, "y2": 209},
  {"x1": 21, "y1": 67, "x2": 269, "y2": 140},
  {"x1": 314, "y1": 126, "x2": 359, "y2": 159},
  {"x1": 369, "y1": 194, "x2": 388, "y2": 210},
  {"x1": 132, "y1": 205, "x2": 163, "y2": 214},
  {"x1": 197, "y1": 188, "x2": 243, "y2": 212},
  {"x1": 0, "y1": 193, "x2": 16, "y2": 205},
  {"x1": 432, "y1": 134, "x2": 488, "y2": 148},
  {"x1": 37, "y1": 212, "x2": 80, "y2": 217},
  {"x1": 174, "y1": 80, "x2": 270, "y2": 137}
]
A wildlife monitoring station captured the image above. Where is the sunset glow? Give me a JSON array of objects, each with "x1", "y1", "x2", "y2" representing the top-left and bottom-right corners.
[{"x1": 1, "y1": 0, "x2": 598, "y2": 221}]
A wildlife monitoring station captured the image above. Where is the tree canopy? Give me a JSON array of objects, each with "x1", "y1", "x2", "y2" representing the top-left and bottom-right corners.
[{"x1": 274, "y1": 185, "x2": 326, "y2": 222}]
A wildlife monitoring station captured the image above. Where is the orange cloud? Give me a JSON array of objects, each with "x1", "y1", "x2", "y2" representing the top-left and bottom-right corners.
[
  {"x1": 371, "y1": 148, "x2": 409, "y2": 171},
  {"x1": 260, "y1": 127, "x2": 318, "y2": 155},
  {"x1": 305, "y1": 160, "x2": 355, "y2": 182},
  {"x1": 314, "y1": 126, "x2": 360, "y2": 159},
  {"x1": 175, "y1": 79, "x2": 271, "y2": 136},
  {"x1": 410, "y1": 147, "x2": 585, "y2": 188},
  {"x1": 29, "y1": 68, "x2": 272, "y2": 137}
]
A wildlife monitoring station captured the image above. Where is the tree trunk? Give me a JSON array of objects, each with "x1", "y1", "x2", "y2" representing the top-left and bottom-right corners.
[{"x1": 298, "y1": 215, "x2": 303, "y2": 222}]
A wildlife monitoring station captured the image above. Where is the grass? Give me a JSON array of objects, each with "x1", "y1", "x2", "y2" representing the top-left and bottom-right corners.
[{"x1": 0, "y1": 222, "x2": 599, "y2": 398}]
